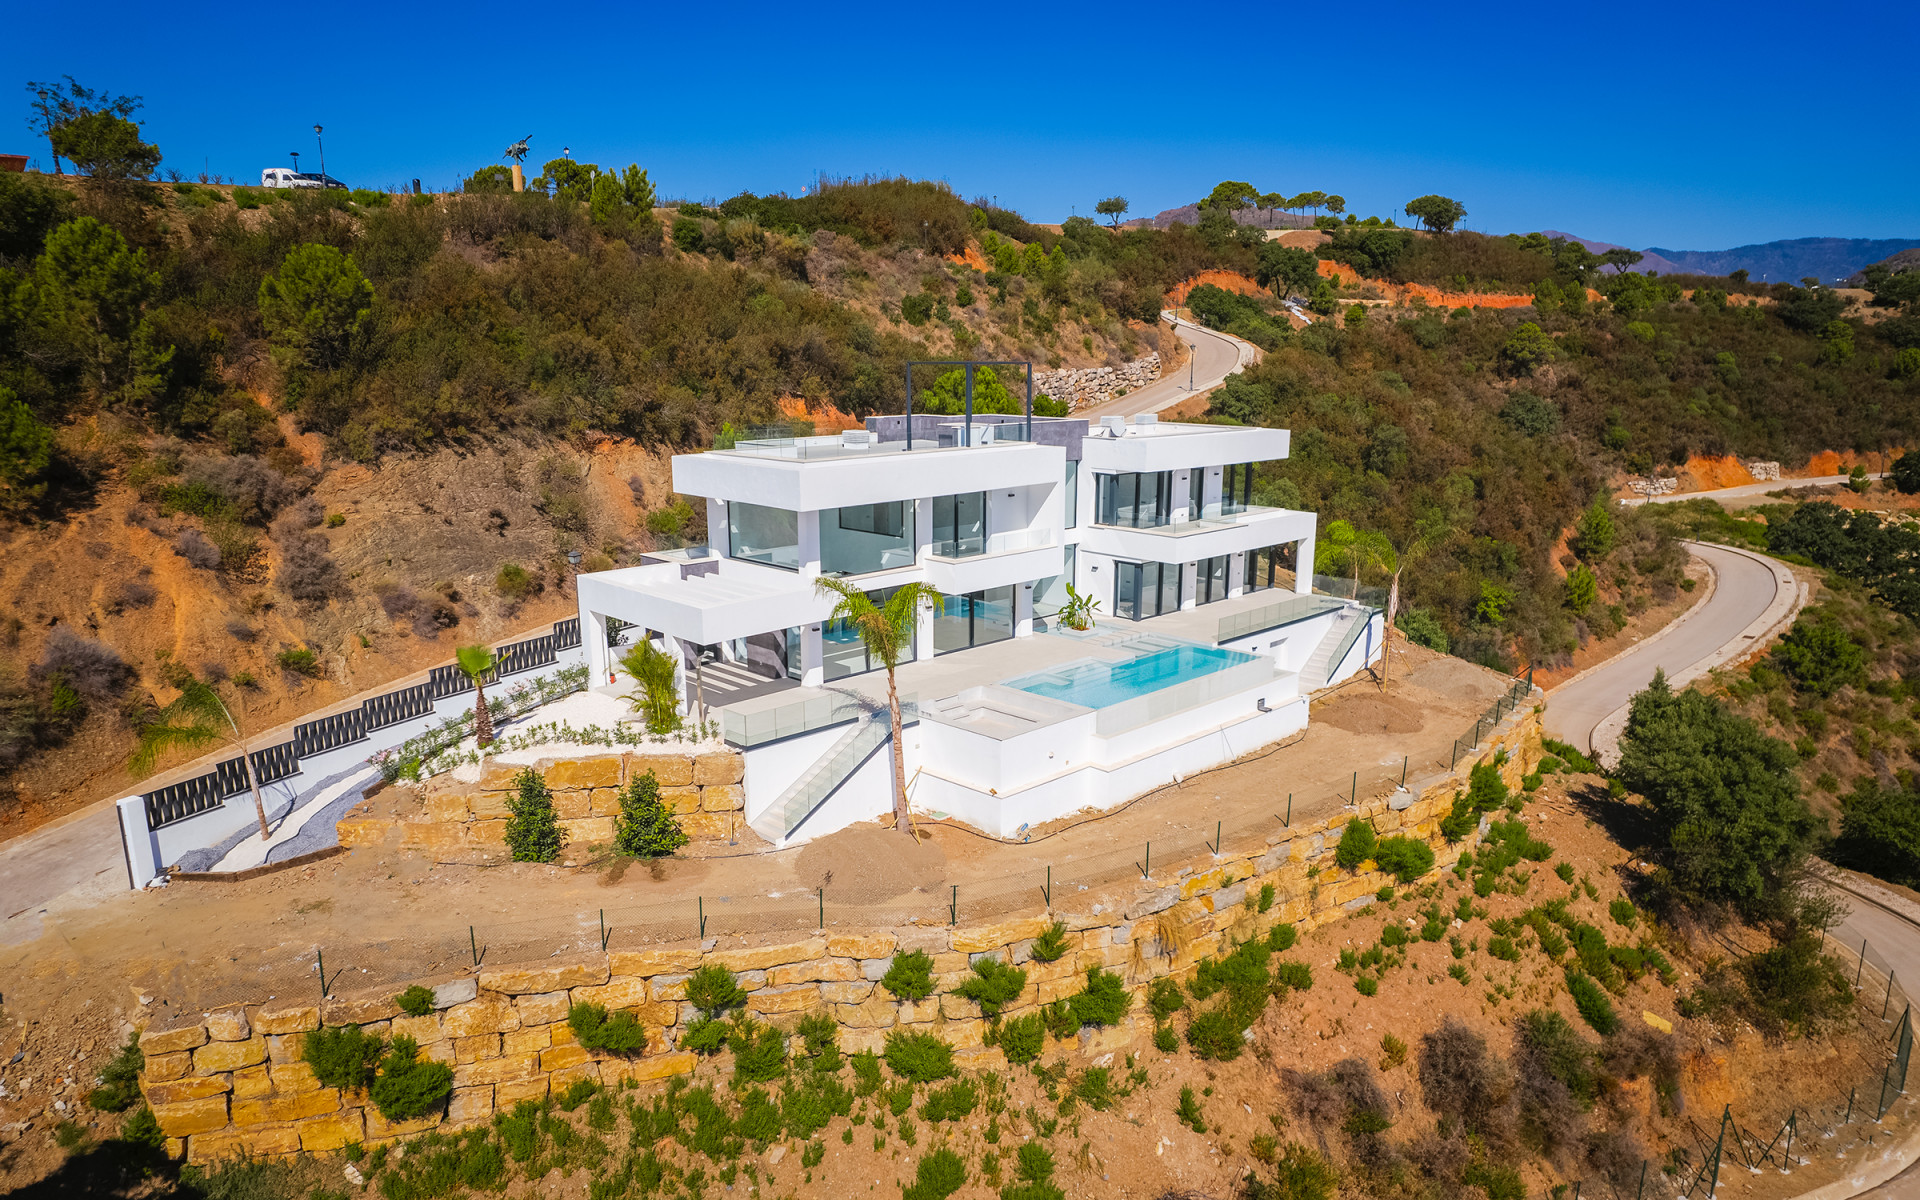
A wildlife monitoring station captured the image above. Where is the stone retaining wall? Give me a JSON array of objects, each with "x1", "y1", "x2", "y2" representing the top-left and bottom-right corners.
[
  {"x1": 1034, "y1": 355, "x2": 1161, "y2": 411},
  {"x1": 141, "y1": 708, "x2": 1541, "y2": 1162},
  {"x1": 336, "y1": 751, "x2": 748, "y2": 857}
]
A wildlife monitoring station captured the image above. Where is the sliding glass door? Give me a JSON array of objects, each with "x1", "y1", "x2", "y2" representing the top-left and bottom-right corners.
[
  {"x1": 932, "y1": 586, "x2": 1015, "y2": 654},
  {"x1": 933, "y1": 492, "x2": 986, "y2": 557},
  {"x1": 1113, "y1": 561, "x2": 1181, "y2": 620}
]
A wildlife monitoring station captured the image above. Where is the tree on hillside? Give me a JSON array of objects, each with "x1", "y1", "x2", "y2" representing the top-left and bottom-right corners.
[
  {"x1": 1325, "y1": 195, "x2": 1346, "y2": 216},
  {"x1": 1255, "y1": 243, "x2": 1319, "y2": 299},
  {"x1": 1572, "y1": 497, "x2": 1616, "y2": 561},
  {"x1": 129, "y1": 674, "x2": 272, "y2": 841},
  {"x1": 815, "y1": 578, "x2": 943, "y2": 835},
  {"x1": 1616, "y1": 670, "x2": 1818, "y2": 918},
  {"x1": 1500, "y1": 321, "x2": 1556, "y2": 372},
  {"x1": 1200, "y1": 181, "x2": 1257, "y2": 220},
  {"x1": 34, "y1": 217, "x2": 170, "y2": 405},
  {"x1": 1095, "y1": 196, "x2": 1129, "y2": 228},
  {"x1": 1890, "y1": 451, "x2": 1920, "y2": 495},
  {"x1": 1405, "y1": 195, "x2": 1467, "y2": 234},
  {"x1": 0, "y1": 387, "x2": 55, "y2": 511},
  {"x1": 919, "y1": 367, "x2": 1020, "y2": 415},
  {"x1": 532, "y1": 158, "x2": 598, "y2": 204},
  {"x1": 50, "y1": 110, "x2": 161, "y2": 182},
  {"x1": 1258, "y1": 192, "x2": 1286, "y2": 226},
  {"x1": 24, "y1": 77, "x2": 143, "y2": 176},
  {"x1": 1599, "y1": 248, "x2": 1644, "y2": 275},
  {"x1": 1771, "y1": 617, "x2": 1865, "y2": 697},
  {"x1": 463, "y1": 165, "x2": 514, "y2": 194},
  {"x1": 455, "y1": 643, "x2": 499, "y2": 747},
  {"x1": 258, "y1": 244, "x2": 374, "y2": 370}
]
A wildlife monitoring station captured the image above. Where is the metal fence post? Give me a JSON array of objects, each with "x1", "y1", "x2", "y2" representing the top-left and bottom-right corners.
[
  {"x1": 599, "y1": 908, "x2": 610, "y2": 952},
  {"x1": 470, "y1": 925, "x2": 479, "y2": 967},
  {"x1": 1636, "y1": 1159, "x2": 1646, "y2": 1200},
  {"x1": 1350, "y1": 772, "x2": 1357, "y2": 804},
  {"x1": 1143, "y1": 842, "x2": 1151, "y2": 879},
  {"x1": 1400, "y1": 756, "x2": 1407, "y2": 787},
  {"x1": 949, "y1": 885, "x2": 957, "y2": 926},
  {"x1": 317, "y1": 948, "x2": 328, "y2": 1001},
  {"x1": 1886, "y1": 970, "x2": 1897, "y2": 1020},
  {"x1": 817, "y1": 887, "x2": 824, "y2": 930},
  {"x1": 698, "y1": 896, "x2": 706, "y2": 939},
  {"x1": 1042, "y1": 866, "x2": 1051, "y2": 909},
  {"x1": 1286, "y1": 794, "x2": 1292, "y2": 826},
  {"x1": 1859, "y1": 937, "x2": 1869, "y2": 986}
]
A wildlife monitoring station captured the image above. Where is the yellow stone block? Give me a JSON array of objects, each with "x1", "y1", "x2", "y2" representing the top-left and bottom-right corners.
[
  {"x1": 425, "y1": 791, "x2": 471, "y2": 823},
  {"x1": 545, "y1": 756, "x2": 623, "y2": 789},
  {"x1": 364, "y1": 1108, "x2": 441, "y2": 1140},
  {"x1": 700, "y1": 784, "x2": 744, "y2": 813},
  {"x1": 470, "y1": 793, "x2": 510, "y2": 820},
  {"x1": 949, "y1": 916, "x2": 1051, "y2": 955},
  {"x1": 140, "y1": 1023, "x2": 207, "y2": 1056},
  {"x1": 589, "y1": 788, "x2": 624, "y2": 818},
  {"x1": 515, "y1": 992, "x2": 570, "y2": 1026},
  {"x1": 453, "y1": 1033, "x2": 500, "y2": 1063},
  {"x1": 692, "y1": 752, "x2": 744, "y2": 786},
  {"x1": 827, "y1": 934, "x2": 896, "y2": 959},
  {"x1": 143, "y1": 1051, "x2": 192, "y2": 1083},
  {"x1": 452, "y1": 1054, "x2": 541, "y2": 1087},
  {"x1": 448, "y1": 1085, "x2": 494, "y2": 1125},
  {"x1": 145, "y1": 1075, "x2": 231, "y2": 1106},
  {"x1": 502, "y1": 1027, "x2": 552, "y2": 1056},
  {"x1": 495, "y1": 1075, "x2": 550, "y2": 1107},
  {"x1": 711, "y1": 937, "x2": 827, "y2": 974},
  {"x1": 297, "y1": 1111, "x2": 365, "y2": 1152},
  {"x1": 626, "y1": 753, "x2": 693, "y2": 786},
  {"x1": 443, "y1": 994, "x2": 523, "y2": 1038},
  {"x1": 232, "y1": 1089, "x2": 342, "y2": 1126},
  {"x1": 269, "y1": 1061, "x2": 321, "y2": 1094},
  {"x1": 391, "y1": 1014, "x2": 444, "y2": 1044},
  {"x1": 478, "y1": 762, "x2": 524, "y2": 790},
  {"x1": 230, "y1": 1065, "x2": 273, "y2": 1099},
  {"x1": 661, "y1": 786, "x2": 703, "y2": 815},
  {"x1": 769, "y1": 958, "x2": 862, "y2": 986},
  {"x1": 470, "y1": 819, "x2": 507, "y2": 847},
  {"x1": 194, "y1": 1037, "x2": 267, "y2": 1075},
  {"x1": 253, "y1": 1004, "x2": 319, "y2": 1036},
  {"x1": 549, "y1": 1060, "x2": 602, "y2": 1090},
  {"x1": 818, "y1": 982, "x2": 874, "y2": 1004},
  {"x1": 747, "y1": 985, "x2": 820, "y2": 1016},
  {"x1": 401, "y1": 822, "x2": 469, "y2": 854},
  {"x1": 189, "y1": 1122, "x2": 301, "y2": 1162},
  {"x1": 540, "y1": 1044, "x2": 591, "y2": 1073},
  {"x1": 551, "y1": 790, "x2": 593, "y2": 820},
  {"x1": 624, "y1": 1051, "x2": 698, "y2": 1083},
  {"x1": 204, "y1": 1009, "x2": 251, "y2": 1042},
  {"x1": 571, "y1": 978, "x2": 647, "y2": 1009},
  {"x1": 608, "y1": 947, "x2": 703, "y2": 976},
  {"x1": 265, "y1": 1033, "x2": 307, "y2": 1064},
  {"x1": 152, "y1": 1094, "x2": 229, "y2": 1137},
  {"x1": 559, "y1": 816, "x2": 615, "y2": 845},
  {"x1": 335, "y1": 817, "x2": 393, "y2": 847},
  {"x1": 478, "y1": 958, "x2": 610, "y2": 995},
  {"x1": 323, "y1": 994, "x2": 401, "y2": 1025},
  {"x1": 679, "y1": 811, "x2": 732, "y2": 840}
]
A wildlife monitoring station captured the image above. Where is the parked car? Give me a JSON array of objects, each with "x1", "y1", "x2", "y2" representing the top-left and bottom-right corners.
[{"x1": 259, "y1": 168, "x2": 346, "y2": 190}]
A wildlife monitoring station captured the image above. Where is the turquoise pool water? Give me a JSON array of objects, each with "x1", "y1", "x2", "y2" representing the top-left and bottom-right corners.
[{"x1": 1007, "y1": 645, "x2": 1258, "y2": 710}]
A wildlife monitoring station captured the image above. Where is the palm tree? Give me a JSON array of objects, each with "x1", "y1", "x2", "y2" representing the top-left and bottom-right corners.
[
  {"x1": 814, "y1": 578, "x2": 943, "y2": 835},
  {"x1": 455, "y1": 644, "x2": 499, "y2": 747},
  {"x1": 129, "y1": 676, "x2": 271, "y2": 841}
]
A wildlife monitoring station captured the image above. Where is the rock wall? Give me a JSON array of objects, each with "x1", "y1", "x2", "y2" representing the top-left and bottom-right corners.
[
  {"x1": 1034, "y1": 355, "x2": 1161, "y2": 412},
  {"x1": 141, "y1": 707, "x2": 1541, "y2": 1163},
  {"x1": 336, "y1": 751, "x2": 747, "y2": 857}
]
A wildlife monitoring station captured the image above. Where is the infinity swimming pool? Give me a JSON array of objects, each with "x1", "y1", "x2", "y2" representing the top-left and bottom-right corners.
[{"x1": 1006, "y1": 644, "x2": 1258, "y2": 710}]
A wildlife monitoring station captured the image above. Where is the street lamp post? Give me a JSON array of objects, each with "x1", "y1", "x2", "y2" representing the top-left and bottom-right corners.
[
  {"x1": 289, "y1": 150, "x2": 300, "y2": 177},
  {"x1": 313, "y1": 124, "x2": 325, "y2": 181}
]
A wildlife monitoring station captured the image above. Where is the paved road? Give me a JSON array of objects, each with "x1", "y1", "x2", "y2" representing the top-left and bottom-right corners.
[
  {"x1": 1622, "y1": 472, "x2": 1885, "y2": 507},
  {"x1": 1081, "y1": 314, "x2": 1254, "y2": 418},
  {"x1": 1543, "y1": 542, "x2": 1781, "y2": 756}
]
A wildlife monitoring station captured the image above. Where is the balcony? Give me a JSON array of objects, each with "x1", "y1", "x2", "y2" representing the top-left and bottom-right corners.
[
  {"x1": 1079, "y1": 505, "x2": 1315, "y2": 564},
  {"x1": 924, "y1": 527, "x2": 1064, "y2": 594}
]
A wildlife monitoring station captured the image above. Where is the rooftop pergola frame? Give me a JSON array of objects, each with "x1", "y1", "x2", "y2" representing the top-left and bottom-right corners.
[{"x1": 904, "y1": 359, "x2": 1033, "y2": 450}]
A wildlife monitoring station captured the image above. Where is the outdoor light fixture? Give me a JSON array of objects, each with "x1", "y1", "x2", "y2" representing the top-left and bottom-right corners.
[{"x1": 313, "y1": 124, "x2": 325, "y2": 180}]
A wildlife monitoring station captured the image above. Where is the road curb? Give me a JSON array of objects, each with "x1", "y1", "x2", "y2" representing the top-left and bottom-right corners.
[
  {"x1": 1543, "y1": 548, "x2": 1719, "y2": 700},
  {"x1": 1587, "y1": 541, "x2": 1807, "y2": 764}
]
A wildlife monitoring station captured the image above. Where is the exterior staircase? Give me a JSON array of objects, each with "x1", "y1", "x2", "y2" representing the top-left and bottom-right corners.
[
  {"x1": 1301, "y1": 609, "x2": 1368, "y2": 691},
  {"x1": 749, "y1": 704, "x2": 914, "y2": 843}
]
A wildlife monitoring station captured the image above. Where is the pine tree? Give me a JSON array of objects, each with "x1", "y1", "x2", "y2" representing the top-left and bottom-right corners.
[
  {"x1": 614, "y1": 770, "x2": 688, "y2": 858},
  {"x1": 505, "y1": 767, "x2": 566, "y2": 862}
]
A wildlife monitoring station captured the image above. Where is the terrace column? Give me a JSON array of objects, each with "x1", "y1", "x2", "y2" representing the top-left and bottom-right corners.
[
  {"x1": 801, "y1": 623, "x2": 825, "y2": 688},
  {"x1": 1293, "y1": 533, "x2": 1315, "y2": 596},
  {"x1": 1015, "y1": 582, "x2": 1034, "y2": 638}
]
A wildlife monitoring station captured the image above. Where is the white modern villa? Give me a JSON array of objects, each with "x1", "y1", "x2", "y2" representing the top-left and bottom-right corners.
[{"x1": 576, "y1": 410, "x2": 1384, "y2": 845}]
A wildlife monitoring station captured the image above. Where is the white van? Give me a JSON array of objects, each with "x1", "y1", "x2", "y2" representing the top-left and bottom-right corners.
[{"x1": 260, "y1": 168, "x2": 346, "y2": 190}]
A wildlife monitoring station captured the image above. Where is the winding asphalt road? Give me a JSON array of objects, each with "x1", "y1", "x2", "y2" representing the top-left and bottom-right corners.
[{"x1": 1081, "y1": 312, "x2": 1255, "y2": 418}]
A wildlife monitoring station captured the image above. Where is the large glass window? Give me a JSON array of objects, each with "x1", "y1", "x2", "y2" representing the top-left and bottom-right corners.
[
  {"x1": 1188, "y1": 467, "x2": 1207, "y2": 522},
  {"x1": 1064, "y1": 460, "x2": 1079, "y2": 529},
  {"x1": 727, "y1": 502, "x2": 799, "y2": 570},
  {"x1": 933, "y1": 492, "x2": 986, "y2": 557},
  {"x1": 1242, "y1": 543, "x2": 1296, "y2": 593},
  {"x1": 1220, "y1": 463, "x2": 1257, "y2": 516},
  {"x1": 1094, "y1": 472, "x2": 1172, "y2": 528},
  {"x1": 821, "y1": 501, "x2": 915, "y2": 576},
  {"x1": 1113, "y1": 561, "x2": 1180, "y2": 620},
  {"x1": 933, "y1": 586, "x2": 1015, "y2": 654},
  {"x1": 823, "y1": 586, "x2": 916, "y2": 680},
  {"x1": 1196, "y1": 555, "x2": 1229, "y2": 605}
]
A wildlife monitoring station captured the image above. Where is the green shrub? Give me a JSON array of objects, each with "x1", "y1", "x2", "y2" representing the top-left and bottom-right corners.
[
  {"x1": 369, "y1": 1035, "x2": 453, "y2": 1121},
  {"x1": 1148, "y1": 976, "x2": 1186, "y2": 1019},
  {"x1": 1245, "y1": 1142, "x2": 1339, "y2": 1200},
  {"x1": 557, "y1": 1076, "x2": 598, "y2": 1110},
  {"x1": 919, "y1": 1079, "x2": 979, "y2": 1122},
  {"x1": 901, "y1": 1146, "x2": 967, "y2": 1200},
  {"x1": 797, "y1": 1012, "x2": 840, "y2": 1062},
  {"x1": 569, "y1": 1002, "x2": 646, "y2": 1053},
  {"x1": 686, "y1": 964, "x2": 747, "y2": 1018},
  {"x1": 1041, "y1": 1000, "x2": 1079, "y2": 1041},
  {"x1": 1522, "y1": 772, "x2": 1543, "y2": 792},
  {"x1": 1258, "y1": 882, "x2": 1276, "y2": 913},
  {"x1": 1464, "y1": 1162, "x2": 1526, "y2": 1200},
  {"x1": 852, "y1": 1049, "x2": 883, "y2": 1094},
  {"x1": 954, "y1": 956, "x2": 1028, "y2": 1016},
  {"x1": 1067, "y1": 967, "x2": 1131, "y2": 1026},
  {"x1": 395, "y1": 985, "x2": 435, "y2": 1018},
  {"x1": 504, "y1": 767, "x2": 565, "y2": 862},
  {"x1": 1372, "y1": 836, "x2": 1434, "y2": 882},
  {"x1": 1003, "y1": 1141, "x2": 1064, "y2": 1200},
  {"x1": 118, "y1": 1106, "x2": 164, "y2": 1150},
  {"x1": 1488, "y1": 936, "x2": 1520, "y2": 961},
  {"x1": 1073, "y1": 1067, "x2": 1116, "y2": 1111},
  {"x1": 1565, "y1": 970, "x2": 1620, "y2": 1034},
  {"x1": 1187, "y1": 1005, "x2": 1251, "y2": 1061},
  {"x1": 1609, "y1": 898, "x2": 1638, "y2": 928},
  {"x1": 1274, "y1": 961, "x2": 1314, "y2": 991},
  {"x1": 996, "y1": 1014, "x2": 1046, "y2": 1065},
  {"x1": 728, "y1": 1020, "x2": 788, "y2": 1082},
  {"x1": 1268, "y1": 923, "x2": 1298, "y2": 952},
  {"x1": 881, "y1": 950, "x2": 937, "y2": 1000},
  {"x1": 304, "y1": 1023, "x2": 384, "y2": 1091},
  {"x1": 275, "y1": 646, "x2": 322, "y2": 677},
  {"x1": 1555, "y1": 862, "x2": 1576, "y2": 883},
  {"x1": 1153, "y1": 1023, "x2": 1179, "y2": 1053},
  {"x1": 1029, "y1": 921, "x2": 1070, "y2": 962},
  {"x1": 496, "y1": 563, "x2": 538, "y2": 600},
  {"x1": 1176, "y1": 1086, "x2": 1206, "y2": 1133},
  {"x1": 1355, "y1": 975, "x2": 1379, "y2": 997},
  {"x1": 1334, "y1": 818, "x2": 1377, "y2": 868},
  {"x1": 86, "y1": 1035, "x2": 144, "y2": 1112},
  {"x1": 884, "y1": 1031, "x2": 955, "y2": 1083},
  {"x1": 683, "y1": 1017, "x2": 728, "y2": 1054},
  {"x1": 613, "y1": 770, "x2": 687, "y2": 858}
]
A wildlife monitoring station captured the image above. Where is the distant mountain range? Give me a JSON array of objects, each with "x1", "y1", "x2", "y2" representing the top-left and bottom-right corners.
[{"x1": 1542, "y1": 231, "x2": 1920, "y2": 285}]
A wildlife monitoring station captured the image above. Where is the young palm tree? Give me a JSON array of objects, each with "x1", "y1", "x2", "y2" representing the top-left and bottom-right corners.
[
  {"x1": 129, "y1": 676, "x2": 271, "y2": 841},
  {"x1": 455, "y1": 644, "x2": 499, "y2": 747},
  {"x1": 815, "y1": 577, "x2": 943, "y2": 835}
]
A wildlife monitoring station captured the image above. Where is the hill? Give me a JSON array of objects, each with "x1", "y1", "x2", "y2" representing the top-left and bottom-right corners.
[
  {"x1": 1849, "y1": 246, "x2": 1920, "y2": 285},
  {"x1": 1547, "y1": 230, "x2": 1920, "y2": 283}
]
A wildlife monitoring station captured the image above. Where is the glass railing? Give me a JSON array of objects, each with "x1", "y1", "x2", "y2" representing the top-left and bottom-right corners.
[
  {"x1": 1310, "y1": 573, "x2": 1391, "y2": 608},
  {"x1": 929, "y1": 528, "x2": 1055, "y2": 560},
  {"x1": 1310, "y1": 609, "x2": 1379, "y2": 686},
  {"x1": 722, "y1": 689, "x2": 916, "y2": 748},
  {"x1": 1093, "y1": 658, "x2": 1277, "y2": 738},
  {"x1": 767, "y1": 700, "x2": 919, "y2": 838},
  {"x1": 1216, "y1": 594, "x2": 1348, "y2": 641}
]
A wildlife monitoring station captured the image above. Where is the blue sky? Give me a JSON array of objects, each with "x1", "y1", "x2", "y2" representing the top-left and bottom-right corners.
[{"x1": 6, "y1": 0, "x2": 1915, "y2": 250}]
